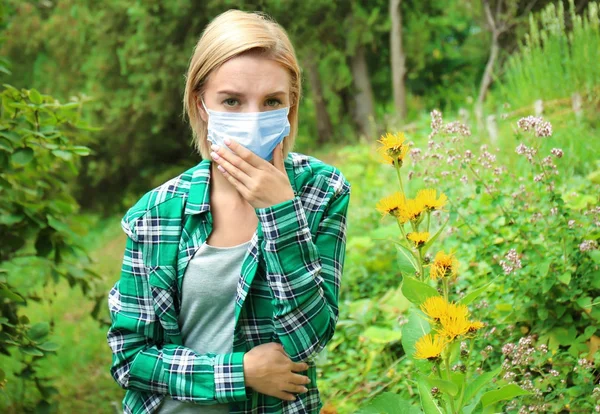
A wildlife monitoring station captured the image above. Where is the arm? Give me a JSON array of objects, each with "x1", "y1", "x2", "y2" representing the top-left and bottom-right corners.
[
  {"x1": 107, "y1": 233, "x2": 251, "y2": 404},
  {"x1": 255, "y1": 177, "x2": 351, "y2": 362}
]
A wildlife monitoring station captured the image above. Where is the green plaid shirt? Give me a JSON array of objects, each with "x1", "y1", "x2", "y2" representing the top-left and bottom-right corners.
[{"x1": 107, "y1": 152, "x2": 351, "y2": 414}]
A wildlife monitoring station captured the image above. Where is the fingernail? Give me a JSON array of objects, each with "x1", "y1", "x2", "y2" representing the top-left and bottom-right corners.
[
  {"x1": 224, "y1": 138, "x2": 231, "y2": 146},
  {"x1": 302, "y1": 387, "x2": 308, "y2": 393},
  {"x1": 210, "y1": 144, "x2": 219, "y2": 151},
  {"x1": 217, "y1": 165, "x2": 225, "y2": 173},
  {"x1": 210, "y1": 151, "x2": 219, "y2": 160}
]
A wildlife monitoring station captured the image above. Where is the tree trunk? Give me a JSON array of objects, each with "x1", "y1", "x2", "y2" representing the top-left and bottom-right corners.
[
  {"x1": 304, "y1": 57, "x2": 334, "y2": 144},
  {"x1": 389, "y1": 0, "x2": 407, "y2": 121},
  {"x1": 475, "y1": 32, "x2": 499, "y2": 130},
  {"x1": 350, "y1": 44, "x2": 375, "y2": 138}
]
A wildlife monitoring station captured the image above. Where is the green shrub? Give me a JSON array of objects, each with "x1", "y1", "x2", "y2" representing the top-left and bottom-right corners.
[{"x1": 0, "y1": 84, "x2": 103, "y2": 412}]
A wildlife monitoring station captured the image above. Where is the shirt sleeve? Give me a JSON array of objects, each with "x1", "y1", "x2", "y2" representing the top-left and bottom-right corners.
[
  {"x1": 106, "y1": 232, "x2": 252, "y2": 404},
  {"x1": 255, "y1": 176, "x2": 351, "y2": 362}
]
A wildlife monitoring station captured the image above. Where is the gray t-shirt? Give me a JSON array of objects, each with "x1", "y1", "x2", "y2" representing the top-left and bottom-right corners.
[{"x1": 157, "y1": 240, "x2": 250, "y2": 414}]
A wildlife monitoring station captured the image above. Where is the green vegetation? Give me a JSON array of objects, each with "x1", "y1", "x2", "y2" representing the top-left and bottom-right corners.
[{"x1": 1, "y1": 0, "x2": 599, "y2": 413}]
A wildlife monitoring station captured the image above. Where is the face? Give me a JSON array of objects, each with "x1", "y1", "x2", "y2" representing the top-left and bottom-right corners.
[{"x1": 198, "y1": 52, "x2": 291, "y2": 118}]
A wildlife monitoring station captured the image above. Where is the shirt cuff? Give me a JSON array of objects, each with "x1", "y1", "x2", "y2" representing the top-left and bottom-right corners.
[
  {"x1": 214, "y1": 352, "x2": 250, "y2": 403},
  {"x1": 255, "y1": 197, "x2": 309, "y2": 240}
]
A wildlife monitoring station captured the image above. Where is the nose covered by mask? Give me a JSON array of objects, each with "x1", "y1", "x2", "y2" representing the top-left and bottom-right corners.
[{"x1": 202, "y1": 99, "x2": 290, "y2": 162}]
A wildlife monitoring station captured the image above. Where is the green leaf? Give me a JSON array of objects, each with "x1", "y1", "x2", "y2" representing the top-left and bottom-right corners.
[
  {"x1": 69, "y1": 145, "x2": 91, "y2": 156},
  {"x1": 462, "y1": 367, "x2": 501, "y2": 405},
  {"x1": 401, "y1": 308, "x2": 431, "y2": 370},
  {"x1": 557, "y1": 272, "x2": 571, "y2": 285},
  {"x1": 361, "y1": 326, "x2": 402, "y2": 344},
  {"x1": 28, "y1": 322, "x2": 50, "y2": 341},
  {"x1": 21, "y1": 346, "x2": 44, "y2": 357},
  {"x1": 0, "y1": 284, "x2": 25, "y2": 302},
  {"x1": 577, "y1": 296, "x2": 592, "y2": 310},
  {"x1": 11, "y1": 147, "x2": 34, "y2": 165},
  {"x1": 29, "y1": 89, "x2": 43, "y2": 104},
  {"x1": 37, "y1": 342, "x2": 60, "y2": 352},
  {"x1": 589, "y1": 250, "x2": 600, "y2": 265},
  {"x1": 459, "y1": 279, "x2": 495, "y2": 306},
  {"x1": 418, "y1": 376, "x2": 444, "y2": 414},
  {"x1": 480, "y1": 384, "x2": 531, "y2": 408},
  {"x1": 0, "y1": 130, "x2": 21, "y2": 143},
  {"x1": 395, "y1": 243, "x2": 418, "y2": 275},
  {"x1": 0, "y1": 214, "x2": 24, "y2": 225},
  {"x1": 0, "y1": 368, "x2": 4, "y2": 382},
  {"x1": 47, "y1": 215, "x2": 72, "y2": 234},
  {"x1": 426, "y1": 377, "x2": 459, "y2": 397},
  {"x1": 51, "y1": 149, "x2": 73, "y2": 161},
  {"x1": 0, "y1": 137, "x2": 12, "y2": 151},
  {"x1": 402, "y1": 277, "x2": 439, "y2": 306},
  {"x1": 357, "y1": 392, "x2": 421, "y2": 414}
]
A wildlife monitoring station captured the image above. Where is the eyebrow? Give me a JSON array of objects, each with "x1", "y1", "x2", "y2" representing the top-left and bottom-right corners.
[{"x1": 216, "y1": 90, "x2": 287, "y2": 98}]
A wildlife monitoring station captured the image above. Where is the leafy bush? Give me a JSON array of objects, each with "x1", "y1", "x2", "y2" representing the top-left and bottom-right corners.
[{"x1": 0, "y1": 84, "x2": 103, "y2": 412}]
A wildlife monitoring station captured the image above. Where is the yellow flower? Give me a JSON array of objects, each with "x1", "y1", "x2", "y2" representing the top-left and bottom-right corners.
[
  {"x1": 414, "y1": 333, "x2": 447, "y2": 360},
  {"x1": 399, "y1": 198, "x2": 425, "y2": 223},
  {"x1": 420, "y1": 296, "x2": 449, "y2": 320},
  {"x1": 468, "y1": 320, "x2": 485, "y2": 332},
  {"x1": 438, "y1": 304, "x2": 471, "y2": 340},
  {"x1": 416, "y1": 189, "x2": 448, "y2": 211},
  {"x1": 430, "y1": 250, "x2": 459, "y2": 280},
  {"x1": 376, "y1": 192, "x2": 405, "y2": 218},
  {"x1": 377, "y1": 132, "x2": 410, "y2": 166},
  {"x1": 407, "y1": 231, "x2": 429, "y2": 247}
]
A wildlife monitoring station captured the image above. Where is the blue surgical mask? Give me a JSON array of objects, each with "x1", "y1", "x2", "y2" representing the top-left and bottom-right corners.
[{"x1": 202, "y1": 100, "x2": 290, "y2": 162}]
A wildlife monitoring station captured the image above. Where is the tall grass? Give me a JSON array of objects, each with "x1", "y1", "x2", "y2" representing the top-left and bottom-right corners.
[{"x1": 497, "y1": 0, "x2": 599, "y2": 108}]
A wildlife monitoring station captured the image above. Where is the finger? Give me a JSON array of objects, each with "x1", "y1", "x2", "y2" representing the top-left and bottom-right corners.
[
  {"x1": 211, "y1": 143, "x2": 254, "y2": 177},
  {"x1": 274, "y1": 391, "x2": 297, "y2": 402},
  {"x1": 214, "y1": 163, "x2": 251, "y2": 198},
  {"x1": 281, "y1": 382, "x2": 309, "y2": 394},
  {"x1": 211, "y1": 150, "x2": 252, "y2": 188},
  {"x1": 288, "y1": 373, "x2": 311, "y2": 385},
  {"x1": 290, "y1": 361, "x2": 309, "y2": 372},
  {"x1": 223, "y1": 138, "x2": 263, "y2": 169}
]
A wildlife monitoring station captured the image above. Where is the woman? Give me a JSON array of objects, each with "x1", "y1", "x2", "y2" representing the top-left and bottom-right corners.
[{"x1": 107, "y1": 9, "x2": 351, "y2": 414}]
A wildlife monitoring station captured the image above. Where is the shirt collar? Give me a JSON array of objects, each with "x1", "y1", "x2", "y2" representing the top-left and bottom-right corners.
[{"x1": 184, "y1": 159, "x2": 211, "y2": 215}]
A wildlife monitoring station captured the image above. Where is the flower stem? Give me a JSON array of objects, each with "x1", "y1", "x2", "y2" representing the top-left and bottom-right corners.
[
  {"x1": 444, "y1": 355, "x2": 457, "y2": 414},
  {"x1": 394, "y1": 160, "x2": 405, "y2": 195},
  {"x1": 416, "y1": 248, "x2": 425, "y2": 281},
  {"x1": 396, "y1": 218, "x2": 407, "y2": 240},
  {"x1": 443, "y1": 278, "x2": 449, "y2": 301},
  {"x1": 456, "y1": 339, "x2": 476, "y2": 411}
]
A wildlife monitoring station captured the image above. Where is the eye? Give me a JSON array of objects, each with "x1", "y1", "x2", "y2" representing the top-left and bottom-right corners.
[
  {"x1": 265, "y1": 98, "x2": 282, "y2": 107},
  {"x1": 222, "y1": 98, "x2": 239, "y2": 107}
]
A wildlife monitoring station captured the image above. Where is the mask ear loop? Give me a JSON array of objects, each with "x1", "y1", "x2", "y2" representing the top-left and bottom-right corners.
[
  {"x1": 200, "y1": 97, "x2": 215, "y2": 146},
  {"x1": 200, "y1": 97, "x2": 209, "y2": 113}
]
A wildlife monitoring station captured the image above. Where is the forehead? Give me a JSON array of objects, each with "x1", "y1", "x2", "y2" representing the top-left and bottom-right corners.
[{"x1": 205, "y1": 53, "x2": 290, "y2": 95}]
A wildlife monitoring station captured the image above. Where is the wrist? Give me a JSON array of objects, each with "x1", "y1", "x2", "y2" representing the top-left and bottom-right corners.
[{"x1": 243, "y1": 352, "x2": 255, "y2": 389}]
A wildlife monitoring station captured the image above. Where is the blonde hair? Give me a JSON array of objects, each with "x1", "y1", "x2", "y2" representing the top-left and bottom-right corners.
[{"x1": 183, "y1": 10, "x2": 301, "y2": 160}]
